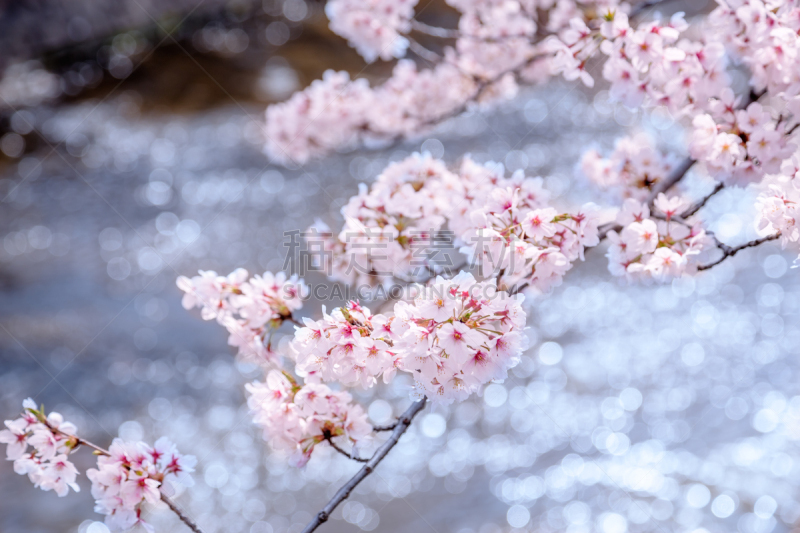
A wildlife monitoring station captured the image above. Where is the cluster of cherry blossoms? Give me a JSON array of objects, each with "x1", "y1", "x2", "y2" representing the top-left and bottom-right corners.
[
  {"x1": 88, "y1": 438, "x2": 196, "y2": 532},
  {"x1": 325, "y1": 0, "x2": 418, "y2": 62},
  {"x1": 177, "y1": 269, "x2": 306, "y2": 365},
  {"x1": 263, "y1": 70, "x2": 374, "y2": 166},
  {"x1": 307, "y1": 152, "x2": 569, "y2": 293},
  {"x1": 263, "y1": 61, "x2": 488, "y2": 164},
  {"x1": 710, "y1": 0, "x2": 800, "y2": 103},
  {"x1": 291, "y1": 300, "x2": 402, "y2": 387},
  {"x1": 262, "y1": 1, "x2": 627, "y2": 164},
  {"x1": 0, "y1": 399, "x2": 80, "y2": 497},
  {"x1": 309, "y1": 153, "x2": 454, "y2": 288},
  {"x1": 246, "y1": 370, "x2": 371, "y2": 467},
  {"x1": 757, "y1": 184, "x2": 799, "y2": 247},
  {"x1": 756, "y1": 156, "x2": 800, "y2": 248},
  {"x1": 554, "y1": 9, "x2": 705, "y2": 98},
  {"x1": 461, "y1": 187, "x2": 600, "y2": 294},
  {"x1": 606, "y1": 195, "x2": 713, "y2": 281},
  {"x1": 393, "y1": 272, "x2": 527, "y2": 403},
  {"x1": 690, "y1": 96, "x2": 794, "y2": 186},
  {"x1": 581, "y1": 133, "x2": 679, "y2": 200},
  {"x1": 291, "y1": 272, "x2": 527, "y2": 404},
  {"x1": 568, "y1": 1, "x2": 800, "y2": 187},
  {"x1": 2, "y1": 400, "x2": 196, "y2": 533},
  {"x1": 450, "y1": 1, "x2": 538, "y2": 83}
]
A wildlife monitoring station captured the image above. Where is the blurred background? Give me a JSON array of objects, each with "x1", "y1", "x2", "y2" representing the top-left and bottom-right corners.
[{"x1": 2, "y1": 1, "x2": 799, "y2": 533}]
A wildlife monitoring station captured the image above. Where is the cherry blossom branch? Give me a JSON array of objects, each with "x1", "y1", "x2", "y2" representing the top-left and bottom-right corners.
[
  {"x1": 596, "y1": 159, "x2": 698, "y2": 239},
  {"x1": 681, "y1": 182, "x2": 724, "y2": 218},
  {"x1": 646, "y1": 158, "x2": 696, "y2": 205},
  {"x1": 41, "y1": 419, "x2": 205, "y2": 533},
  {"x1": 598, "y1": 86, "x2": 766, "y2": 241},
  {"x1": 411, "y1": 20, "x2": 459, "y2": 39},
  {"x1": 286, "y1": 316, "x2": 304, "y2": 327},
  {"x1": 698, "y1": 232, "x2": 781, "y2": 271},
  {"x1": 301, "y1": 397, "x2": 427, "y2": 533},
  {"x1": 324, "y1": 436, "x2": 369, "y2": 463},
  {"x1": 408, "y1": 37, "x2": 442, "y2": 63},
  {"x1": 371, "y1": 422, "x2": 398, "y2": 432},
  {"x1": 40, "y1": 417, "x2": 112, "y2": 456},
  {"x1": 161, "y1": 493, "x2": 204, "y2": 533},
  {"x1": 353, "y1": 2, "x2": 674, "y2": 153}
]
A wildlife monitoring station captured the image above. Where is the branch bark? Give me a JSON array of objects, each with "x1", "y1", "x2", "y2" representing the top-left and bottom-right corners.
[
  {"x1": 411, "y1": 20, "x2": 459, "y2": 39},
  {"x1": 645, "y1": 158, "x2": 696, "y2": 205},
  {"x1": 161, "y1": 493, "x2": 204, "y2": 533},
  {"x1": 698, "y1": 232, "x2": 781, "y2": 270},
  {"x1": 325, "y1": 436, "x2": 369, "y2": 463},
  {"x1": 408, "y1": 37, "x2": 442, "y2": 64},
  {"x1": 681, "y1": 182, "x2": 724, "y2": 218},
  {"x1": 301, "y1": 397, "x2": 428, "y2": 533}
]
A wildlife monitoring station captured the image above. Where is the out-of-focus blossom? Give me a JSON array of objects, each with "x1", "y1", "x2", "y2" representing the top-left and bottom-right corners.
[
  {"x1": 326, "y1": 0, "x2": 419, "y2": 62},
  {"x1": 177, "y1": 269, "x2": 306, "y2": 366}
]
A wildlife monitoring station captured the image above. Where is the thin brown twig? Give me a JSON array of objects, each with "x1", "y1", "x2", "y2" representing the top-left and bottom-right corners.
[
  {"x1": 681, "y1": 182, "x2": 724, "y2": 218},
  {"x1": 286, "y1": 316, "x2": 304, "y2": 327},
  {"x1": 510, "y1": 282, "x2": 529, "y2": 295},
  {"x1": 42, "y1": 420, "x2": 111, "y2": 456},
  {"x1": 698, "y1": 232, "x2": 781, "y2": 270},
  {"x1": 302, "y1": 397, "x2": 427, "y2": 533},
  {"x1": 325, "y1": 436, "x2": 369, "y2": 463},
  {"x1": 598, "y1": 88, "x2": 765, "y2": 241},
  {"x1": 371, "y1": 422, "x2": 398, "y2": 432},
  {"x1": 161, "y1": 494, "x2": 204, "y2": 533},
  {"x1": 645, "y1": 158, "x2": 696, "y2": 205}
]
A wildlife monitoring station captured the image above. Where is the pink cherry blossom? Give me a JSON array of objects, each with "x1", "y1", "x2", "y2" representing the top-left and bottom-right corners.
[
  {"x1": 246, "y1": 370, "x2": 372, "y2": 465},
  {"x1": 88, "y1": 436, "x2": 195, "y2": 532},
  {"x1": 393, "y1": 272, "x2": 528, "y2": 403},
  {"x1": 1, "y1": 399, "x2": 80, "y2": 498},
  {"x1": 325, "y1": 0, "x2": 419, "y2": 62},
  {"x1": 606, "y1": 198, "x2": 713, "y2": 282},
  {"x1": 178, "y1": 269, "x2": 307, "y2": 366},
  {"x1": 581, "y1": 134, "x2": 679, "y2": 200}
]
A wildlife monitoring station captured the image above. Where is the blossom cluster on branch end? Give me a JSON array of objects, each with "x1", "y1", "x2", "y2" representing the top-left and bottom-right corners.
[
  {"x1": 1, "y1": 400, "x2": 196, "y2": 533},
  {"x1": 307, "y1": 152, "x2": 599, "y2": 295},
  {"x1": 606, "y1": 196, "x2": 713, "y2": 281},
  {"x1": 177, "y1": 269, "x2": 306, "y2": 366},
  {"x1": 246, "y1": 370, "x2": 372, "y2": 467}
]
